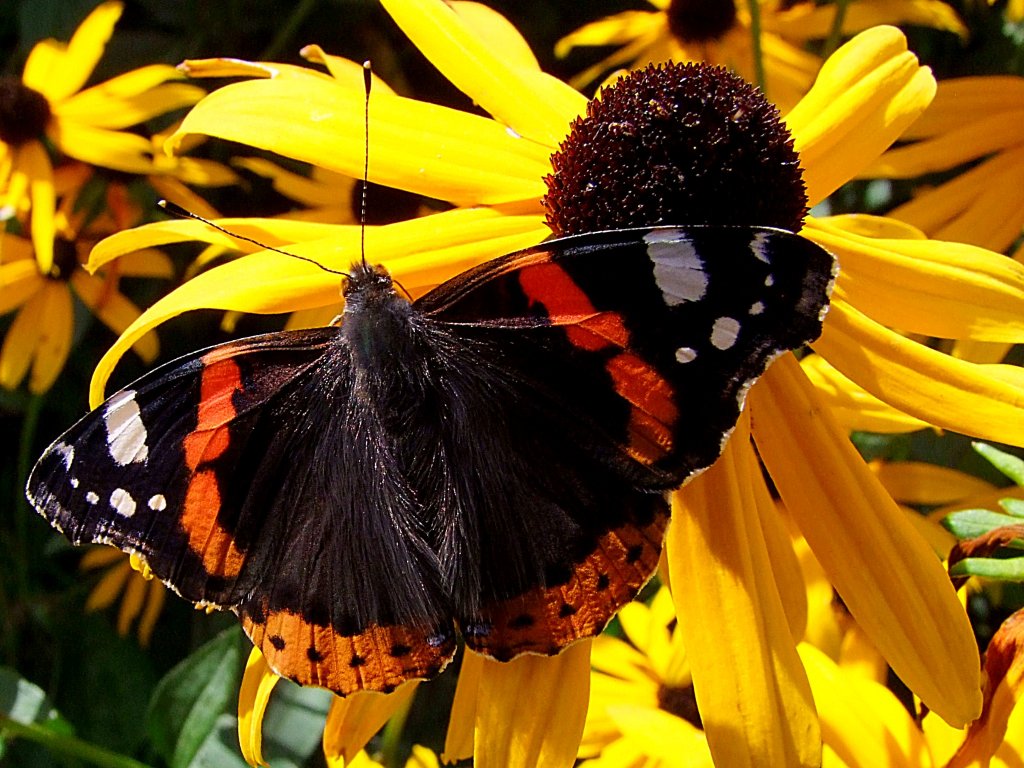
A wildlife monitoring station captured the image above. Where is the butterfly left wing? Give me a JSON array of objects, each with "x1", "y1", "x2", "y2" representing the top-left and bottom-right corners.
[{"x1": 27, "y1": 328, "x2": 457, "y2": 695}]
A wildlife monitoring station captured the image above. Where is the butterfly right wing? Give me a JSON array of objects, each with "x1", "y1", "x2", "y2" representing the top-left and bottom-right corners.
[{"x1": 27, "y1": 328, "x2": 456, "y2": 694}]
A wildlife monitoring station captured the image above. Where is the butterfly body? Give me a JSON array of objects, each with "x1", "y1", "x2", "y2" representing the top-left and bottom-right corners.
[{"x1": 27, "y1": 225, "x2": 835, "y2": 694}]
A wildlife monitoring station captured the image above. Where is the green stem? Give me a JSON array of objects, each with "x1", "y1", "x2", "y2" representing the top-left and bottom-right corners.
[
  {"x1": 747, "y1": 0, "x2": 766, "y2": 95},
  {"x1": 259, "y1": 0, "x2": 321, "y2": 61},
  {"x1": 13, "y1": 394, "x2": 44, "y2": 598},
  {"x1": 822, "y1": 0, "x2": 852, "y2": 59},
  {"x1": 0, "y1": 716, "x2": 154, "y2": 768}
]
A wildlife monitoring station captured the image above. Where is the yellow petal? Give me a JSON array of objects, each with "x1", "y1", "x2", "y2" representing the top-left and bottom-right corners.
[
  {"x1": 169, "y1": 76, "x2": 550, "y2": 206},
  {"x1": 322, "y1": 683, "x2": 418, "y2": 765},
  {"x1": 772, "y1": 0, "x2": 967, "y2": 40},
  {"x1": 0, "y1": 258, "x2": 44, "y2": 314},
  {"x1": 669, "y1": 419, "x2": 821, "y2": 768},
  {"x1": 554, "y1": 11, "x2": 663, "y2": 56},
  {"x1": 449, "y1": 2, "x2": 542, "y2": 71},
  {"x1": 24, "y1": 2, "x2": 123, "y2": 102},
  {"x1": 88, "y1": 208, "x2": 548, "y2": 405},
  {"x1": 233, "y1": 157, "x2": 355, "y2": 208},
  {"x1": 137, "y1": 582, "x2": 165, "y2": 647},
  {"x1": 752, "y1": 463, "x2": 808, "y2": 642},
  {"x1": 898, "y1": 75, "x2": 1024, "y2": 140},
  {"x1": 380, "y1": 0, "x2": 585, "y2": 146},
  {"x1": 808, "y1": 216, "x2": 1024, "y2": 343},
  {"x1": 18, "y1": 141, "x2": 57, "y2": 275},
  {"x1": 786, "y1": 26, "x2": 935, "y2": 205},
  {"x1": 84, "y1": 557, "x2": 131, "y2": 611},
  {"x1": 57, "y1": 76, "x2": 205, "y2": 129},
  {"x1": 299, "y1": 47, "x2": 396, "y2": 94},
  {"x1": 48, "y1": 122, "x2": 156, "y2": 174},
  {"x1": 70, "y1": 272, "x2": 158, "y2": 363},
  {"x1": 604, "y1": 705, "x2": 714, "y2": 766},
  {"x1": 749, "y1": 354, "x2": 982, "y2": 726},
  {"x1": 443, "y1": 649, "x2": 484, "y2": 763},
  {"x1": 237, "y1": 647, "x2": 279, "y2": 768},
  {"x1": 589, "y1": 633, "x2": 658, "y2": 684},
  {"x1": 116, "y1": 570, "x2": 148, "y2": 636},
  {"x1": 871, "y1": 461, "x2": 996, "y2": 506},
  {"x1": 799, "y1": 643, "x2": 932, "y2": 768},
  {"x1": 474, "y1": 641, "x2": 590, "y2": 768},
  {"x1": 801, "y1": 354, "x2": 930, "y2": 434},
  {"x1": 814, "y1": 298, "x2": 1024, "y2": 446},
  {"x1": 7, "y1": 280, "x2": 74, "y2": 393},
  {"x1": 866, "y1": 109, "x2": 1024, "y2": 178}
]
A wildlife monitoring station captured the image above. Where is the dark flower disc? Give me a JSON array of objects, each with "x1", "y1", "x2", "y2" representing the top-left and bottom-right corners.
[
  {"x1": 0, "y1": 77, "x2": 52, "y2": 147},
  {"x1": 543, "y1": 62, "x2": 807, "y2": 237}
]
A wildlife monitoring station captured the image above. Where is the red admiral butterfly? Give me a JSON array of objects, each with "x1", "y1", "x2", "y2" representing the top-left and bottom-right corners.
[{"x1": 27, "y1": 225, "x2": 835, "y2": 695}]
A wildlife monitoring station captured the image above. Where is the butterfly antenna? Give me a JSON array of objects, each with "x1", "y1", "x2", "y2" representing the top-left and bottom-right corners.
[
  {"x1": 157, "y1": 200, "x2": 349, "y2": 277},
  {"x1": 360, "y1": 60, "x2": 371, "y2": 270}
]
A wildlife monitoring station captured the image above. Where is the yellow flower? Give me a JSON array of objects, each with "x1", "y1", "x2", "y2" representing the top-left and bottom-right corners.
[
  {"x1": 0, "y1": 1, "x2": 204, "y2": 275},
  {"x1": 0, "y1": 214, "x2": 171, "y2": 392},
  {"x1": 85, "y1": 2, "x2": 1024, "y2": 764},
  {"x1": 555, "y1": 0, "x2": 966, "y2": 108}
]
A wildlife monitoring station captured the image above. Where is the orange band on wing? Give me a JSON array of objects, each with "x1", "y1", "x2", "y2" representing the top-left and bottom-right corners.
[
  {"x1": 180, "y1": 356, "x2": 245, "y2": 579},
  {"x1": 241, "y1": 609, "x2": 457, "y2": 696}
]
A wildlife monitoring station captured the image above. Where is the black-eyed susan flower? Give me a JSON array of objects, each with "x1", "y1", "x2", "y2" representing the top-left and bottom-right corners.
[
  {"x1": 84, "y1": 1, "x2": 1024, "y2": 764},
  {"x1": 0, "y1": 201, "x2": 171, "y2": 393},
  {"x1": 0, "y1": 1, "x2": 204, "y2": 275},
  {"x1": 555, "y1": 0, "x2": 966, "y2": 108}
]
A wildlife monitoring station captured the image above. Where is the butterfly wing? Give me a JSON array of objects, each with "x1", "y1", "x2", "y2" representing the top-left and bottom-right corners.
[
  {"x1": 412, "y1": 225, "x2": 835, "y2": 658},
  {"x1": 27, "y1": 328, "x2": 456, "y2": 694}
]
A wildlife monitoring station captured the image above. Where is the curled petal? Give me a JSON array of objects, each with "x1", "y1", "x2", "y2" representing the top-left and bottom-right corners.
[
  {"x1": 237, "y1": 647, "x2": 279, "y2": 768},
  {"x1": 785, "y1": 26, "x2": 935, "y2": 205},
  {"x1": 380, "y1": 0, "x2": 585, "y2": 146}
]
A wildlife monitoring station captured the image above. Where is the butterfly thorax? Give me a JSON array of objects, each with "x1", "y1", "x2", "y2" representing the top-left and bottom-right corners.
[{"x1": 340, "y1": 262, "x2": 418, "y2": 369}]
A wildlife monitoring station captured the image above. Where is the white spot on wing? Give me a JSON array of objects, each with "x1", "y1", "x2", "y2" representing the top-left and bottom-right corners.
[
  {"x1": 85, "y1": 491, "x2": 99, "y2": 505},
  {"x1": 711, "y1": 317, "x2": 741, "y2": 350},
  {"x1": 675, "y1": 347, "x2": 697, "y2": 364},
  {"x1": 643, "y1": 231, "x2": 707, "y2": 305},
  {"x1": 749, "y1": 301, "x2": 765, "y2": 315},
  {"x1": 765, "y1": 274, "x2": 775, "y2": 287},
  {"x1": 54, "y1": 442, "x2": 74, "y2": 469},
  {"x1": 750, "y1": 232, "x2": 772, "y2": 263},
  {"x1": 104, "y1": 390, "x2": 149, "y2": 466},
  {"x1": 110, "y1": 488, "x2": 137, "y2": 518},
  {"x1": 70, "y1": 478, "x2": 79, "y2": 488},
  {"x1": 148, "y1": 494, "x2": 167, "y2": 511}
]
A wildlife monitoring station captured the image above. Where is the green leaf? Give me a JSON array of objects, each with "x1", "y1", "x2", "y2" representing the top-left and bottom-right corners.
[
  {"x1": 0, "y1": 668, "x2": 150, "y2": 768},
  {"x1": 1001, "y1": 498, "x2": 1024, "y2": 518},
  {"x1": 949, "y1": 556, "x2": 1024, "y2": 581},
  {"x1": 942, "y1": 509, "x2": 1024, "y2": 547},
  {"x1": 146, "y1": 627, "x2": 246, "y2": 768},
  {"x1": 973, "y1": 442, "x2": 1024, "y2": 486},
  {"x1": 0, "y1": 667, "x2": 72, "y2": 734}
]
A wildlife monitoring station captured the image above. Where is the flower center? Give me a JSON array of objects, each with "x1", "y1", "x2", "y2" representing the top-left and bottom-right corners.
[
  {"x1": 667, "y1": 0, "x2": 737, "y2": 43},
  {"x1": 542, "y1": 62, "x2": 807, "y2": 237},
  {"x1": 0, "y1": 77, "x2": 52, "y2": 146},
  {"x1": 48, "y1": 238, "x2": 79, "y2": 281},
  {"x1": 657, "y1": 682, "x2": 703, "y2": 729}
]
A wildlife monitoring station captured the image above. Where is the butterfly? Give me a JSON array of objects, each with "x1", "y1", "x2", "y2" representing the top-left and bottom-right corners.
[{"x1": 26, "y1": 224, "x2": 835, "y2": 695}]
